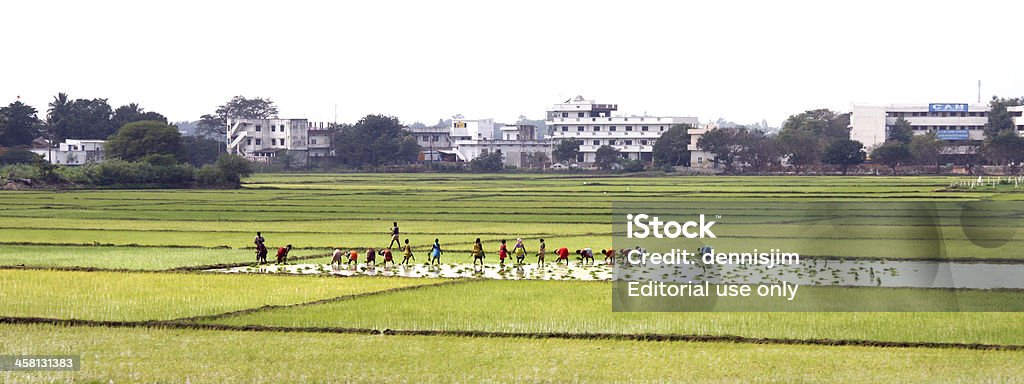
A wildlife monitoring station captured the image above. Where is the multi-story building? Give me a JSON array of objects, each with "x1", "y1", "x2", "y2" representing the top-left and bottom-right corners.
[
  {"x1": 407, "y1": 125, "x2": 455, "y2": 162},
  {"x1": 226, "y1": 118, "x2": 332, "y2": 164},
  {"x1": 851, "y1": 103, "x2": 1024, "y2": 149},
  {"x1": 450, "y1": 118, "x2": 495, "y2": 141},
  {"x1": 545, "y1": 96, "x2": 700, "y2": 163},
  {"x1": 31, "y1": 139, "x2": 106, "y2": 165}
]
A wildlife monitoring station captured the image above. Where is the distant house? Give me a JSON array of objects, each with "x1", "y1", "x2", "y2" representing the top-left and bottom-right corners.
[{"x1": 30, "y1": 139, "x2": 106, "y2": 166}]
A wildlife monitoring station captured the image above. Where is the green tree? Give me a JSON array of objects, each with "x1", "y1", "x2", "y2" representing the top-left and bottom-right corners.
[
  {"x1": 111, "y1": 103, "x2": 167, "y2": 129},
  {"x1": 197, "y1": 95, "x2": 279, "y2": 137},
  {"x1": 822, "y1": 139, "x2": 866, "y2": 175},
  {"x1": 552, "y1": 139, "x2": 580, "y2": 163},
  {"x1": 469, "y1": 151, "x2": 504, "y2": 172},
  {"x1": 332, "y1": 115, "x2": 416, "y2": 167},
  {"x1": 980, "y1": 130, "x2": 1024, "y2": 165},
  {"x1": 527, "y1": 151, "x2": 550, "y2": 169},
  {"x1": 594, "y1": 145, "x2": 622, "y2": 170},
  {"x1": 736, "y1": 129, "x2": 778, "y2": 172},
  {"x1": 181, "y1": 136, "x2": 223, "y2": 167},
  {"x1": 46, "y1": 95, "x2": 115, "y2": 140},
  {"x1": 697, "y1": 128, "x2": 743, "y2": 172},
  {"x1": 909, "y1": 131, "x2": 941, "y2": 167},
  {"x1": 0, "y1": 149, "x2": 40, "y2": 165},
  {"x1": 105, "y1": 121, "x2": 184, "y2": 162},
  {"x1": 651, "y1": 124, "x2": 691, "y2": 166},
  {"x1": 888, "y1": 117, "x2": 914, "y2": 144},
  {"x1": 984, "y1": 96, "x2": 1023, "y2": 138},
  {"x1": 0, "y1": 100, "x2": 42, "y2": 146},
  {"x1": 777, "y1": 109, "x2": 851, "y2": 170},
  {"x1": 396, "y1": 135, "x2": 421, "y2": 164},
  {"x1": 871, "y1": 142, "x2": 912, "y2": 174}
]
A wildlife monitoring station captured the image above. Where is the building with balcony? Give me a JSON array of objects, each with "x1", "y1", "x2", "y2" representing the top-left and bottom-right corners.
[
  {"x1": 226, "y1": 118, "x2": 332, "y2": 164},
  {"x1": 851, "y1": 103, "x2": 1024, "y2": 149},
  {"x1": 408, "y1": 125, "x2": 455, "y2": 162},
  {"x1": 545, "y1": 96, "x2": 700, "y2": 163}
]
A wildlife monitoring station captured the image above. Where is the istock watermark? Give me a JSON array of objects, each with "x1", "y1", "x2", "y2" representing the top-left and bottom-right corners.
[{"x1": 611, "y1": 201, "x2": 1024, "y2": 312}]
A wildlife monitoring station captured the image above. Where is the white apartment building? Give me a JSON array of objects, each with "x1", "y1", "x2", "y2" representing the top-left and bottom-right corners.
[
  {"x1": 451, "y1": 118, "x2": 495, "y2": 141},
  {"x1": 851, "y1": 103, "x2": 1024, "y2": 149},
  {"x1": 226, "y1": 118, "x2": 332, "y2": 164},
  {"x1": 546, "y1": 96, "x2": 700, "y2": 163},
  {"x1": 31, "y1": 139, "x2": 106, "y2": 165}
]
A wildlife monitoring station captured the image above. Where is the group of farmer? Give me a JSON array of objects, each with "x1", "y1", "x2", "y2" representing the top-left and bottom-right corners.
[{"x1": 253, "y1": 221, "x2": 623, "y2": 268}]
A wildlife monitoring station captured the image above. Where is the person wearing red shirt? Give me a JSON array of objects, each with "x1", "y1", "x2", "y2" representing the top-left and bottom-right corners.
[
  {"x1": 498, "y1": 240, "x2": 509, "y2": 267},
  {"x1": 555, "y1": 246, "x2": 570, "y2": 265},
  {"x1": 276, "y1": 244, "x2": 291, "y2": 264}
]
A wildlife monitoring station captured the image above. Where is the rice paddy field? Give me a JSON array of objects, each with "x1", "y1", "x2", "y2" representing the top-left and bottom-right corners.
[{"x1": 1, "y1": 173, "x2": 1023, "y2": 383}]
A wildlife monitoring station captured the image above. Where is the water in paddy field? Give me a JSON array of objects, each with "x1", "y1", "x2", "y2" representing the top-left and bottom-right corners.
[{"x1": 208, "y1": 259, "x2": 1024, "y2": 289}]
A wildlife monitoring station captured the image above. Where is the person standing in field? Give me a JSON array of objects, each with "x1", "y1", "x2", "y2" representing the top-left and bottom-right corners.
[
  {"x1": 430, "y1": 238, "x2": 443, "y2": 266},
  {"x1": 365, "y1": 247, "x2": 377, "y2": 267},
  {"x1": 554, "y1": 246, "x2": 570, "y2": 266},
  {"x1": 276, "y1": 244, "x2": 292, "y2": 264},
  {"x1": 331, "y1": 247, "x2": 344, "y2": 265},
  {"x1": 498, "y1": 239, "x2": 509, "y2": 267},
  {"x1": 471, "y1": 238, "x2": 485, "y2": 266},
  {"x1": 512, "y1": 238, "x2": 527, "y2": 265},
  {"x1": 536, "y1": 239, "x2": 546, "y2": 267},
  {"x1": 254, "y1": 232, "x2": 267, "y2": 264},
  {"x1": 381, "y1": 248, "x2": 395, "y2": 267},
  {"x1": 347, "y1": 249, "x2": 359, "y2": 266},
  {"x1": 400, "y1": 239, "x2": 415, "y2": 265},
  {"x1": 388, "y1": 222, "x2": 400, "y2": 248}
]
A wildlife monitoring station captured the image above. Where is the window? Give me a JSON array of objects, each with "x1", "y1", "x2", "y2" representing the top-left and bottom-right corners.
[
  {"x1": 593, "y1": 126, "x2": 601, "y2": 131},
  {"x1": 660, "y1": 126, "x2": 665, "y2": 131},
  {"x1": 311, "y1": 139, "x2": 317, "y2": 145},
  {"x1": 562, "y1": 126, "x2": 569, "y2": 132},
  {"x1": 641, "y1": 126, "x2": 649, "y2": 131},
  {"x1": 246, "y1": 139, "x2": 252, "y2": 146},
  {"x1": 640, "y1": 140, "x2": 648, "y2": 145},
  {"x1": 561, "y1": 112, "x2": 568, "y2": 118},
  {"x1": 578, "y1": 112, "x2": 585, "y2": 117},
  {"x1": 255, "y1": 125, "x2": 262, "y2": 132},
  {"x1": 255, "y1": 139, "x2": 262, "y2": 145},
  {"x1": 577, "y1": 126, "x2": 584, "y2": 131},
  {"x1": 625, "y1": 126, "x2": 633, "y2": 131},
  {"x1": 576, "y1": 140, "x2": 584, "y2": 145},
  {"x1": 593, "y1": 140, "x2": 600, "y2": 145},
  {"x1": 625, "y1": 140, "x2": 633, "y2": 145},
  {"x1": 432, "y1": 135, "x2": 439, "y2": 141},
  {"x1": 609, "y1": 126, "x2": 617, "y2": 131}
]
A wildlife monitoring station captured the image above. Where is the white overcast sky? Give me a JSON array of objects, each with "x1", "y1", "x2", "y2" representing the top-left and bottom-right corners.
[{"x1": 2, "y1": 0, "x2": 1021, "y2": 127}]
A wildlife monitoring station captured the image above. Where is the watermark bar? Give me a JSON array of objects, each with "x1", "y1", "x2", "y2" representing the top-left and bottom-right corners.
[{"x1": 0, "y1": 355, "x2": 80, "y2": 371}]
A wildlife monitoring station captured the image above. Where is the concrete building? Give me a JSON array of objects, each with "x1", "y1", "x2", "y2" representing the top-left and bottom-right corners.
[
  {"x1": 31, "y1": 139, "x2": 105, "y2": 165},
  {"x1": 407, "y1": 125, "x2": 455, "y2": 162},
  {"x1": 545, "y1": 96, "x2": 700, "y2": 163},
  {"x1": 450, "y1": 118, "x2": 495, "y2": 141},
  {"x1": 226, "y1": 118, "x2": 333, "y2": 164},
  {"x1": 453, "y1": 138, "x2": 552, "y2": 168},
  {"x1": 851, "y1": 103, "x2": 1024, "y2": 149},
  {"x1": 687, "y1": 123, "x2": 718, "y2": 168}
]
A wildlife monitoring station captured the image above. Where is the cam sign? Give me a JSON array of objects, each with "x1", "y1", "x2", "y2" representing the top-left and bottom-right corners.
[{"x1": 929, "y1": 103, "x2": 969, "y2": 113}]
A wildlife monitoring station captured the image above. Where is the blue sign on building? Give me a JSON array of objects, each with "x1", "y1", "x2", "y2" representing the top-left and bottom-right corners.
[
  {"x1": 936, "y1": 130, "x2": 970, "y2": 141},
  {"x1": 928, "y1": 103, "x2": 969, "y2": 113}
]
